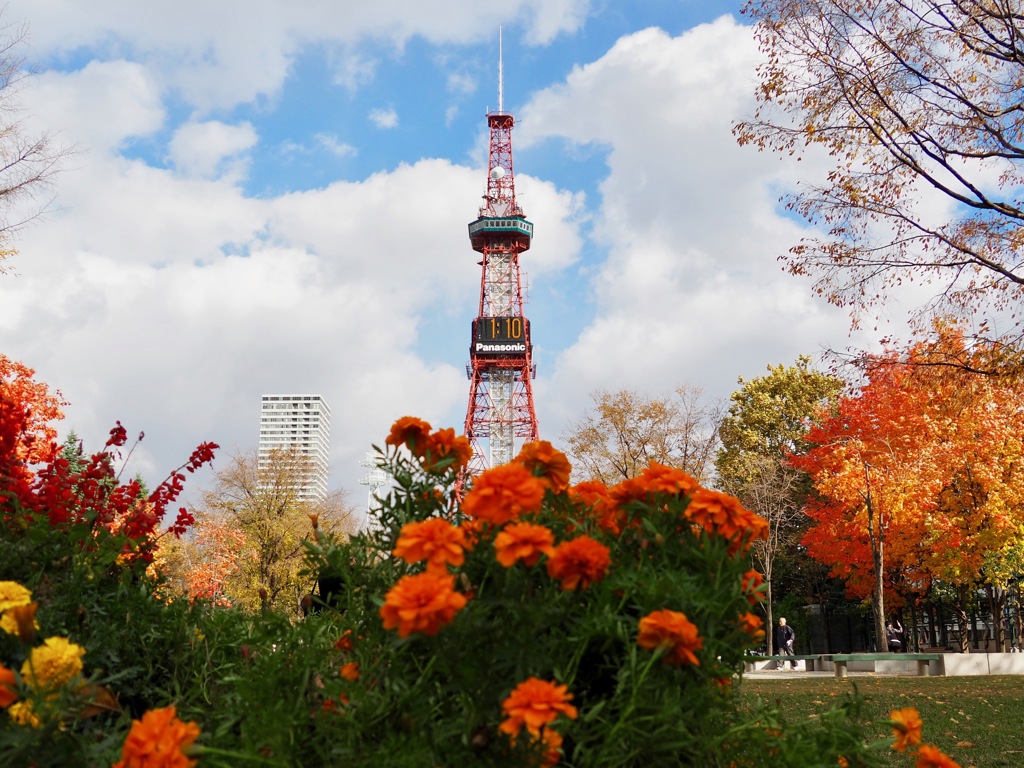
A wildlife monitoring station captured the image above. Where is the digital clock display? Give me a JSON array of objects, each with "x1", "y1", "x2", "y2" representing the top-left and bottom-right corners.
[{"x1": 473, "y1": 316, "x2": 530, "y2": 356}]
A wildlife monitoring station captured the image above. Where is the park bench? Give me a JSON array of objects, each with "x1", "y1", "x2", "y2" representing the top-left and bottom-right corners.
[
  {"x1": 745, "y1": 654, "x2": 824, "y2": 672},
  {"x1": 828, "y1": 653, "x2": 940, "y2": 679}
]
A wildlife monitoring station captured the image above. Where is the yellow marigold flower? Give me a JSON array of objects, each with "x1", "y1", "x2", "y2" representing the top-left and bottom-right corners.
[
  {"x1": 113, "y1": 705, "x2": 201, "y2": 768},
  {"x1": 499, "y1": 677, "x2": 578, "y2": 738},
  {"x1": 422, "y1": 428, "x2": 473, "y2": 472},
  {"x1": 8, "y1": 700, "x2": 40, "y2": 728},
  {"x1": 637, "y1": 609, "x2": 703, "y2": 667},
  {"x1": 340, "y1": 662, "x2": 360, "y2": 682},
  {"x1": 684, "y1": 488, "x2": 769, "y2": 552},
  {"x1": 0, "y1": 581, "x2": 32, "y2": 628},
  {"x1": 393, "y1": 517, "x2": 467, "y2": 573},
  {"x1": 494, "y1": 522, "x2": 556, "y2": 567},
  {"x1": 462, "y1": 463, "x2": 546, "y2": 526},
  {"x1": 0, "y1": 663, "x2": 17, "y2": 708},
  {"x1": 545, "y1": 535, "x2": 611, "y2": 591},
  {"x1": 380, "y1": 572, "x2": 468, "y2": 638},
  {"x1": 515, "y1": 441, "x2": 572, "y2": 493},
  {"x1": 915, "y1": 744, "x2": 961, "y2": 768},
  {"x1": 890, "y1": 706, "x2": 924, "y2": 752},
  {"x1": 385, "y1": 416, "x2": 432, "y2": 454},
  {"x1": 20, "y1": 636, "x2": 86, "y2": 690}
]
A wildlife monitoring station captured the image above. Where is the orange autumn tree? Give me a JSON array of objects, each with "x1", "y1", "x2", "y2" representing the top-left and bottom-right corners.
[
  {"x1": 901, "y1": 331, "x2": 1024, "y2": 650},
  {"x1": 795, "y1": 328, "x2": 1024, "y2": 651},
  {"x1": 792, "y1": 352, "x2": 947, "y2": 650},
  {"x1": 0, "y1": 353, "x2": 67, "y2": 476}
]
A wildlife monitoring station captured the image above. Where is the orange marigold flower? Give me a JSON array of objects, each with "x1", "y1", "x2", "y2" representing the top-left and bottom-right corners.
[
  {"x1": 915, "y1": 744, "x2": 961, "y2": 768},
  {"x1": 890, "y1": 707, "x2": 924, "y2": 752},
  {"x1": 637, "y1": 462, "x2": 699, "y2": 497},
  {"x1": 0, "y1": 663, "x2": 17, "y2": 708},
  {"x1": 684, "y1": 488, "x2": 769, "y2": 552},
  {"x1": 499, "y1": 677, "x2": 578, "y2": 738},
  {"x1": 737, "y1": 611, "x2": 765, "y2": 641},
  {"x1": 741, "y1": 569, "x2": 766, "y2": 605},
  {"x1": 837, "y1": 758, "x2": 849, "y2": 768},
  {"x1": 385, "y1": 416, "x2": 432, "y2": 454},
  {"x1": 494, "y1": 522, "x2": 556, "y2": 567},
  {"x1": 340, "y1": 662, "x2": 360, "y2": 681},
  {"x1": 459, "y1": 517, "x2": 487, "y2": 548},
  {"x1": 546, "y1": 535, "x2": 611, "y2": 591},
  {"x1": 335, "y1": 629, "x2": 354, "y2": 653},
  {"x1": 113, "y1": 705, "x2": 201, "y2": 768},
  {"x1": 539, "y1": 727, "x2": 564, "y2": 768},
  {"x1": 462, "y1": 463, "x2": 546, "y2": 526},
  {"x1": 380, "y1": 572, "x2": 468, "y2": 638},
  {"x1": 515, "y1": 441, "x2": 572, "y2": 493},
  {"x1": 393, "y1": 517, "x2": 467, "y2": 573},
  {"x1": 637, "y1": 609, "x2": 703, "y2": 667},
  {"x1": 569, "y1": 480, "x2": 621, "y2": 535},
  {"x1": 422, "y1": 428, "x2": 473, "y2": 472}
]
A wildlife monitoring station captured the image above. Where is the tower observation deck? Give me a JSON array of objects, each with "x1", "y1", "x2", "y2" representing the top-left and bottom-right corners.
[{"x1": 461, "y1": 103, "x2": 539, "y2": 481}]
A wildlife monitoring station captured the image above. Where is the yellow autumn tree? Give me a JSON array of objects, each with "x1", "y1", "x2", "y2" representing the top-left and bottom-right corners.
[
  {"x1": 561, "y1": 385, "x2": 721, "y2": 485},
  {"x1": 169, "y1": 448, "x2": 358, "y2": 615}
]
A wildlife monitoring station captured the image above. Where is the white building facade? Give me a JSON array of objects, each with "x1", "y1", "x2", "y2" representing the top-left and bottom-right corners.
[{"x1": 258, "y1": 394, "x2": 331, "y2": 503}]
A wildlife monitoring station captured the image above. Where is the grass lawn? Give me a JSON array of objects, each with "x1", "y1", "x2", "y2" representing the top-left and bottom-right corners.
[{"x1": 739, "y1": 675, "x2": 1024, "y2": 767}]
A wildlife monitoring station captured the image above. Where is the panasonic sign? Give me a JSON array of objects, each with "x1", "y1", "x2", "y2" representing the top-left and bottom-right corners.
[{"x1": 475, "y1": 342, "x2": 528, "y2": 355}]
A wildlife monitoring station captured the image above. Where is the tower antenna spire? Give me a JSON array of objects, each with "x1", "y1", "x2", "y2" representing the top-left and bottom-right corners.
[{"x1": 459, "y1": 36, "x2": 539, "y2": 493}]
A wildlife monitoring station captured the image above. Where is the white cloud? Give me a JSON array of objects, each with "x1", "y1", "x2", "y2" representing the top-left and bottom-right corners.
[
  {"x1": 8, "y1": 0, "x2": 595, "y2": 110},
  {"x1": 168, "y1": 120, "x2": 258, "y2": 180},
  {"x1": 518, "y1": 16, "x2": 898, "y2": 438},
  {"x1": 368, "y1": 107, "x2": 399, "y2": 129},
  {"x1": 314, "y1": 134, "x2": 357, "y2": 158}
]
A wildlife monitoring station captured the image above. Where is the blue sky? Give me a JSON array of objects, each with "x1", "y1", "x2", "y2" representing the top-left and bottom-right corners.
[{"x1": 0, "y1": 0, "x2": 910, "y2": 515}]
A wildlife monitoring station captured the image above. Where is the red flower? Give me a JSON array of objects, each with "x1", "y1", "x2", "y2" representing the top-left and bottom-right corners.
[{"x1": 545, "y1": 535, "x2": 611, "y2": 591}]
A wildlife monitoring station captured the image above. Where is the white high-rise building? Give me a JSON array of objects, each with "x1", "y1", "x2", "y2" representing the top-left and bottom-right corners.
[{"x1": 258, "y1": 394, "x2": 331, "y2": 503}]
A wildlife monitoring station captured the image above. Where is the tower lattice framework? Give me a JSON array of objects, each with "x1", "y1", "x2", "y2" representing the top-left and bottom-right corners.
[{"x1": 462, "y1": 108, "x2": 538, "y2": 481}]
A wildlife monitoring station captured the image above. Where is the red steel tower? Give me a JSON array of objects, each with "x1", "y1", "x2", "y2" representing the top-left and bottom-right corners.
[{"x1": 462, "y1": 60, "x2": 538, "y2": 480}]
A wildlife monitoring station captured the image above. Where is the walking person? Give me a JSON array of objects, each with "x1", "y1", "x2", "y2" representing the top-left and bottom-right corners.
[{"x1": 776, "y1": 617, "x2": 797, "y2": 670}]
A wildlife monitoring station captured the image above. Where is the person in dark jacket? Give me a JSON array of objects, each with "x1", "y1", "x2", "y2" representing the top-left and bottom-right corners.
[
  {"x1": 776, "y1": 617, "x2": 796, "y2": 670},
  {"x1": 886, "y1": 619, "x2": 904, "y2": 652}
]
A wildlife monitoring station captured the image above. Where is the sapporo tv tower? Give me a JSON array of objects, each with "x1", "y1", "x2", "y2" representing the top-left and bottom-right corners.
[{"x1": 462, "y1": 31, "x2": 539, "y2": 482}]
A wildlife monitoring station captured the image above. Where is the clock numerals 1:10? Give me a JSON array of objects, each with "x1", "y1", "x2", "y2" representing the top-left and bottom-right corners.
[{"x1": 489, "y1": 316, "x2": 523, "y2": 341}]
